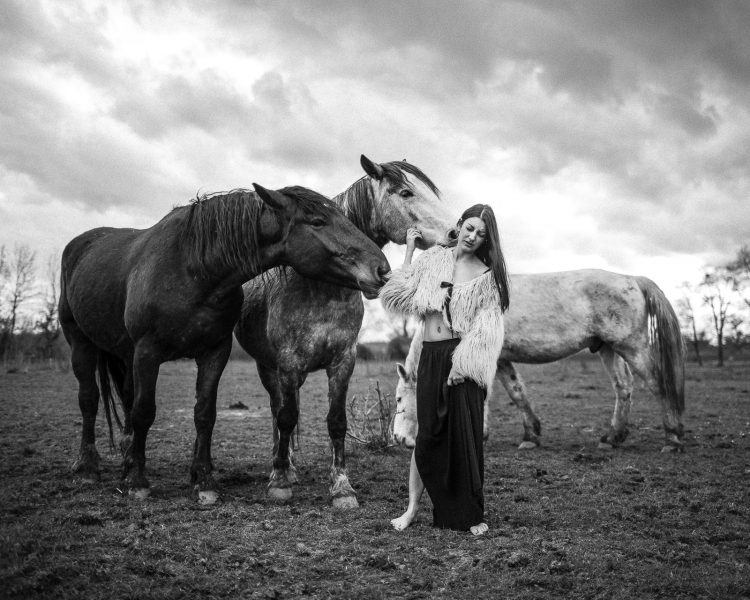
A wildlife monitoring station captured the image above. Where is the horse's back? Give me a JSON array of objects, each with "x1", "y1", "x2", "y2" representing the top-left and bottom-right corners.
[
  {"x1": 575, "y1": 269, "x2": 646, "y2": 340},
  {"x1": 62, "y1": 227, "x2": 135, "y2": 274},
  {"x1": 502, "y1": 269, "x2": 645, "y2": 363}
]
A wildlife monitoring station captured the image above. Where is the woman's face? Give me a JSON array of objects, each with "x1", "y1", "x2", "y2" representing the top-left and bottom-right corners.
[{"x1": 456, "y1": 216, "x2": 487, "y2": 254}]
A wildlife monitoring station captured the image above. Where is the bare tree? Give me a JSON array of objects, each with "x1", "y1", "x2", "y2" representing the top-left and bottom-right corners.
[
  {"x1": 726, "y1": 245, "x2": 750, "y2": 277},
  {"x1": 391, "y1": 315, "x2": 411, "y2": 339},
  {"x1": 0, "y1": 245, "x2": 7, "y2": 279},
  {"x1": 0, "y1": 245, "x2": 7, "y2": 356},
  {"x1": 0, "y1": 244, "x2": 37, "y2": 359},
  {"x1": 359, "y1": 298, "x2": 393, "y2": 342},
  {"x1": 0, "y1": 245, "x2": 8, "y2": 303},
  {"x1": 727, "y1": 315, "x2": 746, "y2": 350},
  {"x1": 700, "y1": 267, "x2": 733, "y2": 367},
  {"x1": 359, "y1": 298, "x2": 416, "y2": 342},
  {"x1": 36, "y1": 253, "x2": 61, "y2": 359},
  {"x1": 726, "y1": 244, "x2": 750, "y2": 311},
  {"x1": 676, "y1": 284, "x2": 703, "y2": 366}
]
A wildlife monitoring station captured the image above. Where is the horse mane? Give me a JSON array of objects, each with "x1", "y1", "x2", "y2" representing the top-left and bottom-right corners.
[
  {"x1": 180, "y1": 186, "x2": 335, "y2": 278},
  {"x1": 180, "y1": 189, "x2": 268, "y2": 277},
  {"x1": 381, "y1": 161, "x2": 440, "y2": 197},
  {"x1": 332, "y1": 178, "x2": 379, "y2": 242},
  {"x1": 332, "y1": 161, "x2": 442, "y2": 245}
]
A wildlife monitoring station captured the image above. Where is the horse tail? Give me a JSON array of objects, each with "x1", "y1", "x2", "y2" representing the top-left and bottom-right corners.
[
  {"x1": 636, "y1": 277, "x2": 686, "y2": 415},
  {"x1": 96, "y1": 350, "x2": 126, "y2": 450}
]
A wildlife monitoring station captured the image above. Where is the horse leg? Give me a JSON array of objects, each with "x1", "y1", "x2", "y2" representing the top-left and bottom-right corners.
[
  {"x1": 256, "y1": 362, "x2": 282, "y2": 459},
  {"x1": 496, "y1": 360, "x2": 542, "y2": 449},
  {"x1": 482, "y1": 388, "x2": 490, "y2": 442},
  {"x1": 119, "y1": 360, "x2": 134, "y2": 457},
  {"x1": 620, "y1": 349, "x2": 685, "y2": 453},
  {"x1": 326, "y1": 350, "x2": 358, "y2": 510},
  {"x1": 190, "y1": 336, "x2": 232, "y2": 505},
  {"x1": 266, "y1": 365, "x2": 302, "y2": 503},
  {"x1": 69, "y1": 335, "x2": 102, "y2": 482},
  {"x1": 597, "y1": 345, "x2": 634, "y2": 449},
  {"x1": 121, "y1": 343, "x2": 160, "y2": 499}
]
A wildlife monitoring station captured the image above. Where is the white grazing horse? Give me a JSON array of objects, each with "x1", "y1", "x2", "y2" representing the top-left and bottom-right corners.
[{"x1": 393, "y1": 269, "x2": 686, "y2": 453}]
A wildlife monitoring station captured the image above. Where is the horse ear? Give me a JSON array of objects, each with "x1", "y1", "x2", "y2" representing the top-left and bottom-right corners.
[
  {"x1": 396, "y1": 363, "x2": 408, "y2": 380},
  {"x1": 360, "y1": 155, "x2": 385, "y2": 180},
  {"x1": 253, "y1": 183, "x2": 290, "y2": 212}
]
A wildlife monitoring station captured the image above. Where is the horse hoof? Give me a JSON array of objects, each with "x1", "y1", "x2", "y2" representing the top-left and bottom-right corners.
[
  {"x1": 518, "y1": 441, "x2": 538, "y2": 450},
  {"x1": 598, "y1": 442, "x2": 614, "y2": 450},
  {"x1": 72, "y1": 466, "x2": 100, "y2": 484},
  {"x1": 268, "y1": 487, "x2": 293, "y2": 503},
  {"x1": 129, "y1": 487, "x2": 150, "y2": 500},
  {"x1": 332, "y1": 496, "x2": 359, "y2": 510},
  {"x1": 197, "y1": 489, "x2": 220, "y2": 505},
  {"x1": 74, "y1": 474, "x2": 100, "y2": 485},
  {"x1": 660, "y1": 444, "x2": 683, "y2": 454}
]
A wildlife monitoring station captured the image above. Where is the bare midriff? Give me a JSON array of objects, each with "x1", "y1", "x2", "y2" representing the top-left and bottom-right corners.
[{"x1": 424, "y1": 311, "x2": 458, "y2": 342}]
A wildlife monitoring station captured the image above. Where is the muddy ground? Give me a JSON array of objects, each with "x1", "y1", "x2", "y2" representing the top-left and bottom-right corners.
[{"x1": 1, "y1": 357, "x2": 749, "y2": 599}]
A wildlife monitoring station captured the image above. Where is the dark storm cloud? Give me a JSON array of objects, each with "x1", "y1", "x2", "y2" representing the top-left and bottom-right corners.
[
  {"x1": 230, "y1": 0, "x2": 746, "y2": 103},
  {"x1": 200, "y1": 0, "x2": 750, "y2": 214},
  {"x1": 111, "y1": 70, "x2": 254, "y2": 138},
  {"x1": 0, "y1": 1, "x2": 118, "y2": 86},
  {"x1": 0, "y1": 2, "x2": 340, "y2": 211},
  {"x1": 1, "y1": 0, "x2": 749, "y2": 265}
]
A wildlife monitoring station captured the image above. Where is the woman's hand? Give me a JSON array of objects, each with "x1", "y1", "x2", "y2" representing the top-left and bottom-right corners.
[
  {"x1": 406, "y1": 227, "x2": 422, "y2": 251},
  {"x1": 403, "y1": 228, "x2": 422, "y2": 266},
  {"x1": 446, "y1": 367, "x2": 464, "y2": 386}
]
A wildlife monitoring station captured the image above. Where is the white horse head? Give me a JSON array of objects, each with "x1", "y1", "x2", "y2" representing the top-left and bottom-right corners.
[
  {"x1": 339, "y1": 155, "x2": 458, "y2": 249},
  {"x1": 393, "y1": 362, "x2": 418, "y2": 448}
]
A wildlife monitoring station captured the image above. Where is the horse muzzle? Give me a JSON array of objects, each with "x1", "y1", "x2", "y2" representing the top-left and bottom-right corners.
[
  {"x1": 419, "y1": 227, "x2": 458, "y2": 249},
  {"x1": 359, "y1": 264, "x2": 391, "y2": 299},
  {"x1": 392, "y1": 433, "x2": 416, "y2": 448}
]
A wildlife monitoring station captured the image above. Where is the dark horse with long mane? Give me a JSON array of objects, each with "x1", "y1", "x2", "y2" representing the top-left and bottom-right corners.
[
  {"x1": 60, "y1": 184, "x2": 390, "y2": 503},
  {"x1": 234, "y1": 156, "x2": 456, "y2": 508}
]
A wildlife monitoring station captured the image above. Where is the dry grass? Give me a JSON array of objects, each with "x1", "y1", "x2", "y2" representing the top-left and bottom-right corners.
[
  {"x1": 346, "y1": 381, "x2": 396, "y2": 452},
  {"x1": 1, "y1": 358, "x2": 749, "y2": 599}
]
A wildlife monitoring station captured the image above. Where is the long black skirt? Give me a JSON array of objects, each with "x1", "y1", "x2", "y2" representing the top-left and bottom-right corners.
[{"x1": 414, "y1": 339, "x2": 486, "y2": 531}]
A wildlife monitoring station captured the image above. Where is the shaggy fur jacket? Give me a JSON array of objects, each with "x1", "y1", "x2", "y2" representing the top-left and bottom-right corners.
[{"x1": 379, "y1": 245, "x2": 504, "y2": 389}]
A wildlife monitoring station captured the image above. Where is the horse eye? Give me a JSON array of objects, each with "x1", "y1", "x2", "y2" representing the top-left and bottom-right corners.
[
  {"x1": 399, "y1": 189, "x2": 414, "y2": 199},
  {"x1": 311, "y1": 218, "x2": 327, "y2": 228}
]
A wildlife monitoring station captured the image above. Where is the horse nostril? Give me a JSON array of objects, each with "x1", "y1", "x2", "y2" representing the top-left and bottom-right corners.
[{"x1": 378, "y1": 264, "x2": 391, "y2": 282}]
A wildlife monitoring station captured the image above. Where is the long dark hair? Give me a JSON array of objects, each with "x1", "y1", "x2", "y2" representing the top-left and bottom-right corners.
[{"x1": 458, "y1": 204, "x2": 510, "y2": 312}]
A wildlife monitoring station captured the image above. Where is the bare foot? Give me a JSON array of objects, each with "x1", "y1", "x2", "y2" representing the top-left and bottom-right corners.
[
  {"x1": 470, "y1": 522, "x2": 489, "y2": 536},
  {"x1": 391, "y1": 508, "x2": 418, "y2": 531}
]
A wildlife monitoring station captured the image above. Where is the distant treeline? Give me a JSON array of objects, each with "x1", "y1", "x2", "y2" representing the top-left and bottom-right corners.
[
  {"x1": 676, "y1": 245, "x2": 750, "y2": 367},
  {"x1": 1, "y1": 243, "x2": 749, "y2": 370}
]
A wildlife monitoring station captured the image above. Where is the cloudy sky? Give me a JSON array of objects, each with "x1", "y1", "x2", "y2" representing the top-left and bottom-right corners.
[{"x1": 2, "y1": 0, "x2": 749, "y2": 327}]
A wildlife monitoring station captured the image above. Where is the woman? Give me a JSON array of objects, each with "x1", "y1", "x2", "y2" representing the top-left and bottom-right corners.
[{"x1": 380, "y1": 204, "x2": 509, "y2": 535}]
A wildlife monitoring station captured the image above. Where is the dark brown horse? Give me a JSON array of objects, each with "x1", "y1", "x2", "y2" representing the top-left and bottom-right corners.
[
  {"x1": 60, "y1": 184, "x2": 390, "y2": 503},
  {"x1": 234, "y1": 156, "x2": 456, "y2": 508}
]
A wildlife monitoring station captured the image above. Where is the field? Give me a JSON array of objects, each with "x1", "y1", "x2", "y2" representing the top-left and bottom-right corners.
[{"x1": 1, "y1": 356, "x2": 749, "y2": 599}]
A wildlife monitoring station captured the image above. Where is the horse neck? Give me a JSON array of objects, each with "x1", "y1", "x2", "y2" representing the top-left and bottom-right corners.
[
  {"x1": 332, "y1": 179, "x2": 389, "y2": 248},
  {"x1": 183, "y1": 195, "x2": 284, "y2": 289}
]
